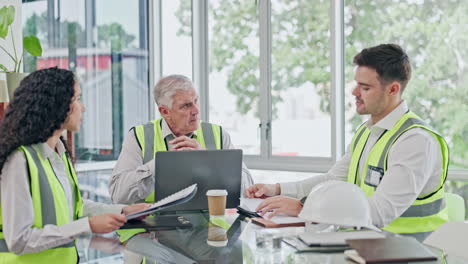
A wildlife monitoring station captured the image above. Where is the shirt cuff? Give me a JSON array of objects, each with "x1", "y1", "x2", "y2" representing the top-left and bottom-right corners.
[
  {"x1": 279, "y1": 182, "x2": 300, "y2": 198},
  {"x1": 67, "y1": 217, "x2": 92, "y2": 239},
  {"x1": 142, "y1": 159, "x2": 155, "y2": 180},
  {"x1": 106, "y1": 204, "x2": 126, "y2": 214}
]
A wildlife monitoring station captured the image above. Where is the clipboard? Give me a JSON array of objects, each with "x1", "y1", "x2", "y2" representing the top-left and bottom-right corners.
[
  {"x1": 126, "y1": 184, "x2": 198, "y2": 220},
  {"x1": 121, "y1": 215, "x2": 192, "y2": 230}
]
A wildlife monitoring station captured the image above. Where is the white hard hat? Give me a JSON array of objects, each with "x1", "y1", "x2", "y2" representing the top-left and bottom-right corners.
[{"x1": 298, "y1": 180, "x2": 380, "y2": 232}]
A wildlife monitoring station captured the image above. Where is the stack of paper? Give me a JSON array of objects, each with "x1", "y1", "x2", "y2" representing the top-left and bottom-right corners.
[{"x1": 126, "y1": 184, "x2": 197, "y2": 220}]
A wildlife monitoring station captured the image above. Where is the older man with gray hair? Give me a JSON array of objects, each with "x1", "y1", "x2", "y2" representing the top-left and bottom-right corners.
[{"x1": 109, "y1": 74, "x2": 253, "y2": 204}]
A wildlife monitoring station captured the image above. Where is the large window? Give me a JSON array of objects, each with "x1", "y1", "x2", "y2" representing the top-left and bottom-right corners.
[
  {"x1": 184, "y1": 0, "x2": 337, "y2": 170},
  {"x1": 20, "y1": 1, "x2": 467, "y2": 215},
  {"x1": 271, "y1": 0, "x2": 331, "y2": 158},
  {"x1": 22, "y1": 1, "x2": 467, "y2": 174},
  {"x1": 22, "y1": 0, "x2": 151, "y2": 162},
  {"x1": 170, "y1": 0, "x2": 467, "y2": 175},
  {"x1": 161, "y1": 0, "x2": 192, "y2": 79},
  {"x1": 207, "y1": 0, "x2": 260, "y2": 155}
]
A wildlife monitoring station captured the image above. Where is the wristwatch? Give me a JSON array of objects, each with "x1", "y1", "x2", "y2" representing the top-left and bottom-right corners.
[{"x1": 299, "y1": 196, "x2": 307, "y2": 206}]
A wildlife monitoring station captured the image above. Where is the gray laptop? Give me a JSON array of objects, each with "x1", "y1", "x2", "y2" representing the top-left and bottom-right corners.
[{"x1": 154, "y1": 149, "x2": 242, "y2": 212}]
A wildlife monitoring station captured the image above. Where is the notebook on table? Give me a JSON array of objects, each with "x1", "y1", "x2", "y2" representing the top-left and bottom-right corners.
[{"x1": 345, "y1": 236, "x2": 438, "y2": 263}]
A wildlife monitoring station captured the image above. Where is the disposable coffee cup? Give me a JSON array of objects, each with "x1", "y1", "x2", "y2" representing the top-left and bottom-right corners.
[
  {"x1": 207, "y1": 239, "x2": 228, "y2": 247},
  {"x1": 207, "y1": 222, "x2": 228, "y2": 247},
  {"x1": 206, "y1": 189, "x2": 228, "y2": 216}
]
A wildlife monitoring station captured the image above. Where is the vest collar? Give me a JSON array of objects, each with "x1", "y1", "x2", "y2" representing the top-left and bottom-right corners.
[
  {"x1": 367, "y1": 101, "x2": 409, "y2": 131},
  {"x1": 160, "y1": 118, "x2": 198, "y2": 140},
  {"x1": 32, "y1": 140, "x2": 66, "y2": 160}
]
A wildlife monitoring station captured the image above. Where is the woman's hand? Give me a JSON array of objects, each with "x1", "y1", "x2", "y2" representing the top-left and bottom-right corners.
[
  {"x1": 89, "y1": 213, "x2": 127, "y2": 233},
  {"x1": 122, "y1": 203, "x2": 152, "y2": 216}
]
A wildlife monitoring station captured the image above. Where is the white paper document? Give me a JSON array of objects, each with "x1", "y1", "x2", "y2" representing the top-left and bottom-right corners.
[
  {"x1": 240, "y1": 198, "x2": 304, "y2": 224},
  {"x1": 126, "y1": 184, "x2": 198, "y2": 220},
  {"x1": 299, "y1": 230, "x2": 385, "y2": 246}
]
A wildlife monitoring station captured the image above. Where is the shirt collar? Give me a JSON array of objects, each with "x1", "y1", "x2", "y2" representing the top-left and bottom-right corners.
[
  {"x1": 160, "y1": 118, "x2": 197, "y2": 140},
  {"x1": 367, "y1": 101, "x2": 408, "y2": 131},
  {"x1": 32, "y1": 140, "x2": 66, "y2": 159}
]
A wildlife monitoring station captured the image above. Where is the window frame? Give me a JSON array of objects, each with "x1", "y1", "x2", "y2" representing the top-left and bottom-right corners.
[
  {"x1": 72, "y1": 0, "x2": 467, "y2": 182},
  {"x1": 192, "y1": 0, "x2": 344, "y2": 173}
]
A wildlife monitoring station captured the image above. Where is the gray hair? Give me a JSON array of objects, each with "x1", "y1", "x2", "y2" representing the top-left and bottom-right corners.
[{"x1": 153, "y1": 75, "x2": 195, "y2": 107}]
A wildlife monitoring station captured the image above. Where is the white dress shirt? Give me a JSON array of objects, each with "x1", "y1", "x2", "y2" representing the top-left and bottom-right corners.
[
  {"x1": 109, "y1": 119, "x2": 254, "y2": 204},
  {"x1": 280, "y1": 101, "x2": 443, "y2": 227},
  {"x1": 0, "y1": 141, "x2": 124, "y2": 255}
]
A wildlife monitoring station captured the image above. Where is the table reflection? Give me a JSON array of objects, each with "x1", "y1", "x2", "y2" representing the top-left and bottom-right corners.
[{"x1": 77, "y1": 212, "x2": 465, "y2": 264}]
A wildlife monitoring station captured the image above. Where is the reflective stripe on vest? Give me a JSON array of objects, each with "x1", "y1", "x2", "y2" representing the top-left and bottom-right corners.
[
  {"x1": 134, "y1": 118, "x2": 222, "y2": 202},
  {"x1": 0, "y1": 234, "x2": 8, "y2": 252},
  {"x1": 347, "y1": 112, "x2": 449, "y2": 236},
  {"x1": 0, "y1": 146, "x2": 83, "y2": 263}
]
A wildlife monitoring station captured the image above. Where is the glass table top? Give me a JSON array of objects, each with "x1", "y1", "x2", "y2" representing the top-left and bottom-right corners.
[{"x1": 77, "y1": 211, "x2": 464, "y2": 264}]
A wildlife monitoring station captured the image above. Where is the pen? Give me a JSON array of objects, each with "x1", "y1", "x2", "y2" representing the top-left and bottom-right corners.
[{"x1": 256, "y1": 209, "x2": 274, "y2": 214}]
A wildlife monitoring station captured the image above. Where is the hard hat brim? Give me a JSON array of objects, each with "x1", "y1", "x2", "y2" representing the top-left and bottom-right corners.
[{"x1": 365, "y1": 224, "x2": 382, "y2": 232}]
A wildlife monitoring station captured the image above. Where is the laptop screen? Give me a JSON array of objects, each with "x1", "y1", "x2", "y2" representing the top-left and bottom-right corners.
[{"x1": 154, "y1": 149, "x2": 242, "y2": 212}]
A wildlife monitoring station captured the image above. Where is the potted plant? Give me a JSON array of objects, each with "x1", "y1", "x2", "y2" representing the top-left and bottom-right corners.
[{"x1": 0, "y1": 5, "x2": 42, "y2": 100}]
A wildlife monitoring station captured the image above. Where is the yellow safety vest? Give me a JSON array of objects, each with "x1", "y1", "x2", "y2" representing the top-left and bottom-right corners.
[
  {"x1": 116, "y1": 119, "x2": 224, "y2": 246},
  {"x1": 0, "y1": 145, "x2": 84, "y2": 263},
  {"x1": 133, "y1": 118, "x2": 222, "y2": 202},
  {"x1": 347, "y1": 111, "x2": 449, "y2": 240}
]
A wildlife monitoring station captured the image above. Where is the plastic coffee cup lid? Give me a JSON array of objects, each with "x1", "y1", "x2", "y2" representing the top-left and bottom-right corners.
[
  {"x1": 207, "y1": 239, "x2": 228, "y2": 247},
  {"x1": 206, "y1": 189, "x2": 228, "y2": 196}
]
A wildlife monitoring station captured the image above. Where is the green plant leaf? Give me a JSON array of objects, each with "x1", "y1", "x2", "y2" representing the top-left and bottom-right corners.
[
  {"x1": 23, "y1": 35, "x2": 42, "y2": 57},
  {"x1": 0, "y1": 6, "x2": 15, "y2": 39},
  {"x1": 0, "y1": 64, "x2": 8, "y2": 72}
]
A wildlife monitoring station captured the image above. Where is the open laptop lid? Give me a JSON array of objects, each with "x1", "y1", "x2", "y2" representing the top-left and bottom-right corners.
[{"x1": 154, "y1": 149, "x2": 242, "y2": 212}]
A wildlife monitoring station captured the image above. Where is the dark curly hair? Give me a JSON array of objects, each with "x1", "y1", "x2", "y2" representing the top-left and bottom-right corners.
[{"x1": 0, "y1": 67, "x2": 76, "y2": 172}]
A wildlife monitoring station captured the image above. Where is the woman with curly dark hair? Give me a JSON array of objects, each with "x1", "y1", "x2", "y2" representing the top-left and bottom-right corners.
[{"x1": 0, "y1": 67, "x2": 149, "y2": 263}]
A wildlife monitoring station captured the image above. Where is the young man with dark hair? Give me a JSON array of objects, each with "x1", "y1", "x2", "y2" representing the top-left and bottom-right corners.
[{"x1": 246, "y1": 44, "x2": 449, "y2": 241}]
